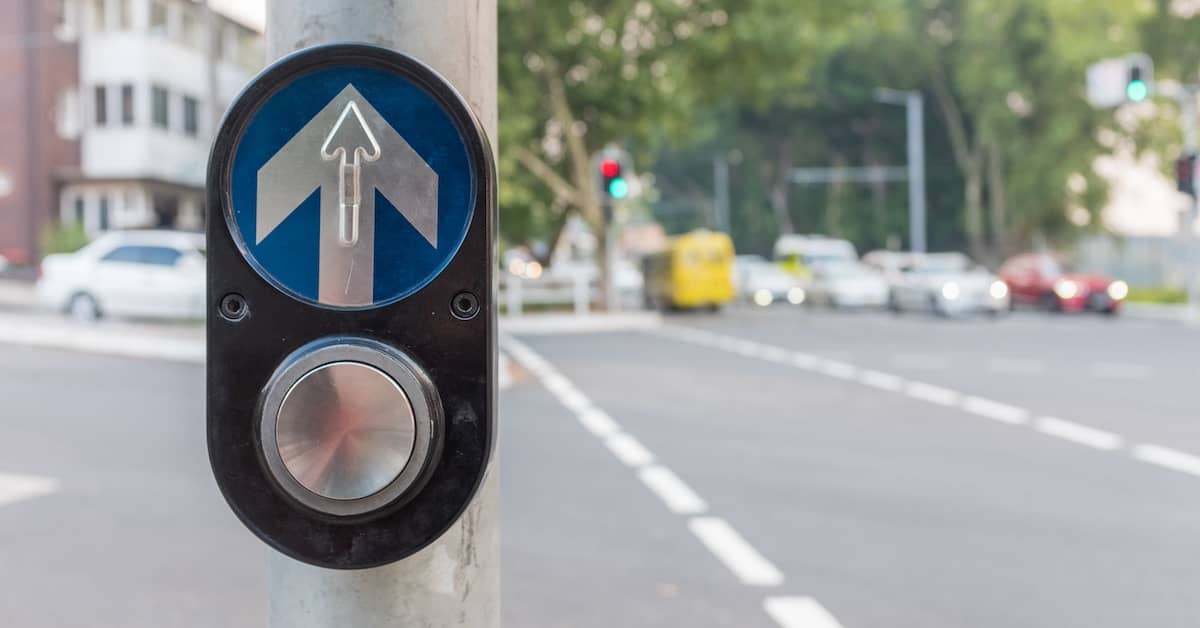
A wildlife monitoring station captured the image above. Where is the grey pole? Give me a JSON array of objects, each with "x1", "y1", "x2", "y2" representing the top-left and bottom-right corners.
[
  {"x1": 1180, "y1": 88, "x2": 1199, "y2": 323},
  {"x1": 713, "y1": 154, "x2": 731, "y2": 233},
  {"x1": 264, "y1": 1, "x2": 500, "y2": 626},
  {"x1": 906, "y1": 92, "x2": 927, "y2": 253}
]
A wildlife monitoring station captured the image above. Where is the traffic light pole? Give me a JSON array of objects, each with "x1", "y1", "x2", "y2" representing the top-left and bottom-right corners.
[
  {"x1": 1162, "y1": 82, "x2": 1200, "y2": 323},
  {"x1": 264, "y1": 1, "x2": 499, "y2": 625}
]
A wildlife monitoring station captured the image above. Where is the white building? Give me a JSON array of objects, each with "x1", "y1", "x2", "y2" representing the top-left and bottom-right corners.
[{"x1": 57, "y1": 0, "x2": 261, "y2": 235}]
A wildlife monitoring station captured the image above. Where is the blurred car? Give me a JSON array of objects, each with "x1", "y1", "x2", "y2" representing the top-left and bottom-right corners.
[
  {"x1": 37, "y1": 230, "x2": 206, "y2": 321},
  {"x1": 998, "y1": 252, "x2": 1127, "y2": 314},
  {"x1": 734, "y1": 255, "x2": 806, "y2": 306},
  {"x1": 807, "y1": 262, "x2": 889, "y2": 309},
  {"x1": 773, "y1": 234, "x2": 858, "y2": 280},
  {"x1": 888, "y1": 252, "x2": 1010, "y2": 317},
  {"x1": 0, "y1": 253, "x2": 7, "y2": 273},
  {"x1": 862, "y1": 250, "x2": 919, "y2": 283}
]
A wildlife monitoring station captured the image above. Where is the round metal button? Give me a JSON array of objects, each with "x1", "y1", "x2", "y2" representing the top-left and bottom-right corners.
[
  {"x1": 259, "y1": 338, "x2": 441, "y2": 518},
  {"x1": 276, "y1": 361, "x2": 416, "y2": 501}
]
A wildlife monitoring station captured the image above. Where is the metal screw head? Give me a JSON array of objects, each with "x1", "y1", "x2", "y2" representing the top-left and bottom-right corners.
[
  {"x1": 451, "y1": 291, "x2": 480, "y2": 320},
  {"x1": 219, "y1": 293, "x2": 249, "y2": 321}
]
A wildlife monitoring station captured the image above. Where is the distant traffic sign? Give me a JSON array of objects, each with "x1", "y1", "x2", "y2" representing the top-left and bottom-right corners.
[{"x1": 226, "y1": 58, "x2": 477, "y2": 308}]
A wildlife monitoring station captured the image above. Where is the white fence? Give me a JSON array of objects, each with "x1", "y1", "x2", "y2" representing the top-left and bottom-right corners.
[{"x1": 500, "y1": 274, "x2": 597, "y2": 316}]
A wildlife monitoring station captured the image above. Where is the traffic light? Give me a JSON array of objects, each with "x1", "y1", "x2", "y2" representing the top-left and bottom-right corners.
[
  {"x1": 600, "y1": 158, "x2": 629, "y2": 201},
  {"x1": 1177, "y1": 153, "x2": 1196, "y2": 196},
  {"x1": 1126, "y1": 57, "x2": 1152, "y2": 103}
]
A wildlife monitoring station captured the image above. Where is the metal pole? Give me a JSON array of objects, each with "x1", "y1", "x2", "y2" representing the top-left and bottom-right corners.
[
  {"x1": 1181, "y1": 89, "x2": 1199, "y2": 323},
  {"x1": 907, "y1": 92, "x2": 927, "y2": 253},
  {"x1": 713, "y1": 154, "x2": 731, "y2": 233},
  {"x1": 265, "y1": 1, "x2": 499, "y2": 626},
  {"x1": 605, "y1": 211, "x2": 620, "y2": 312}
]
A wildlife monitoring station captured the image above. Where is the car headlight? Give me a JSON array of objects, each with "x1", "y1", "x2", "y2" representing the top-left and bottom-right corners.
[
  {"x1": 941, "y1": 282, "x2": 961, "y2": 300},
  {"x1": 1053, "y1": 279, "x2": 1079, "y2": 300},
  {"x1": 753, "y1": 289, "x2": 773, "y2": 306},
  {"x1": 989, "y1": 280, "x2": 1009, "y2": 299},
  {"x1": 1107, "y1": 280, "x2": 1128, "y2": 301},
  {"x1": 787, "y1": 287, "x2": 806, "y2": 305}
]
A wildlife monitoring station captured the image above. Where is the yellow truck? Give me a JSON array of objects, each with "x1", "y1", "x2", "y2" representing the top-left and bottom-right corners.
[{"x1": 642, "y1": 230, "x2": 736, "y2": 311}]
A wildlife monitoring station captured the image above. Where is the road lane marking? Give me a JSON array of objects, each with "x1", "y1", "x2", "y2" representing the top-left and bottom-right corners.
[
  {"x1": 891, "y1": 353, "x2": 949, "y2": 370},
  {"x1": 790, "y1": 353, "x2": 820, "y2": 370},
  {"x1": 764, "y1": 597, "x2": 845, "y2": 628},
  {"x1": 689, "y1": 517, "x2": 784, "y2": 587},
  {"x1": 640, "y1": 466, "x2": 708, "y2": 514},
  {"x1": 577, "y1": 407, "x2": 621, "y2": 437},
  {"x1": 960, "y1": 396, "x2": 1030, "y2": 425},
  {"x1": 1035, "y1": 417, "x2": 1123, "y2": 451},
  {"x1": 858, "y1": 369, "x2": 904, "y2": 392},
  {"x1": 1131, "y1": 444, "x2": 1200, "y2": 477},
  {"x1": 986, "y1": 357, "x2": 1047, "y2": 375},
  {"x1": 761, "y1": 346, "x2": 791, "y2": 364},
  {"x1": 905, "y1": 381, "x2": 960, "y2": 406},
  {"x1": 0, "y1": 473, "x2": 61, "y2": 508},
  {"x1": 820, "y1": 360, "x2": 857, "y2": 380},
  {"x1": 1088, "y1": 362, "x2": 1153, "y2": 380},
  {"x1": 557, "y1": 387, "x2": 592, "y2": 414},
  {"x1": 605, "y1": 433, "x2": 655, "y2": 467}
]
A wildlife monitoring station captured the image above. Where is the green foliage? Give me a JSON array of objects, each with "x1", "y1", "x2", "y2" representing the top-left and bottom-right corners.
[
  {"x1": 1126, "y1": 286, "x2": 1187, "y2": 304},
  {"x1": 39, "y1": 222, "x2": 90, "y2": 258}
]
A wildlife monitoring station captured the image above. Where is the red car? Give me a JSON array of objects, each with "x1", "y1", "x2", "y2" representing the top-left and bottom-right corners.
[{"x1": 998, "y1": 252, "x2": 1128, "y2": 314}]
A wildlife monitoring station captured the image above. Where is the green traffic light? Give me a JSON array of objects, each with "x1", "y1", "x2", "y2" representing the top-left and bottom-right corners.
[
  {"x1": 1127, "y1": 80, "x2": 1149, "y2": 102},
  {"x1": 608, "y1": 177, "x2": 629, "y2": 200}
]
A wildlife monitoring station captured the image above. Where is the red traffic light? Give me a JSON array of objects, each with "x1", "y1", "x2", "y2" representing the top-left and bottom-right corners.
[{"x1": 600, "y1": 159, "x2": 621, "y2": 178}]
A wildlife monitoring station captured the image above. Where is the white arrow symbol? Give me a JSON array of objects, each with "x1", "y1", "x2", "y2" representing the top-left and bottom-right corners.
[
  {"x1": 319, "y1": 101, "x2": 381, "y2": 247},
  {"x1": 256, "y1": 85, "x2": 438, "y2": 307}
]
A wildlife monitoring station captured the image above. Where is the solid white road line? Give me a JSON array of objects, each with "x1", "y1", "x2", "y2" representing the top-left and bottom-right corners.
[
  {"x1": 1088, "y1": 362, "x2": 1153, "y2": 380},
  {"x1": 1131, "y1": 444, "x2": 1200, "y2": 477},
  {"x1": 986, "y1": 357, "x2": 1047, "y2": 375},
  {"x1": 688, "y1": 517, "x2": 784, "y2": 587},
  {"x1": 858, "y1": 369, "x2": 904, "y2": 392},
  {"x1": 557, "y1": 387, "x2": 593, "y2": 414},
  {"x1": 1035, "y1": 417, "x2": 1123, "y2": 451},
  {"x1": 905, "y1": 381, "x2": 960, "y2": 406},
  {"x1": 960, "y1": 396, "x2": 1030, "y2": 425},
  {"x1": 820, "y1": 360, "x2": 857, "y2": 380},
  {"x1": 0, "y1": 473, "x2": 61, "y2": 508},
  {"x1": 605, "y1": 433, "x2": 655, "y2": 467},
  {"x1": 790, "y1": 352, "x2": 820, "y2": 370},
  {"x1": 639, "y1": 465, "x2": 708, "y2": 514},
  {"x1": 764, "y1": 597, "x2": 845, "y2": 628}
]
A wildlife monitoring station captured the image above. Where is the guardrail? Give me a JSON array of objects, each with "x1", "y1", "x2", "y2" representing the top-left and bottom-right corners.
[{"x1": 499, "y1": 273, "x2": 596, "y2": 316}]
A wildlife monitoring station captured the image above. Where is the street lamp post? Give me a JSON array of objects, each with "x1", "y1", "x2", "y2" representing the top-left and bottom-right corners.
[{"x1": 875, "y1": 88, "x2": 927, "y2": 253}]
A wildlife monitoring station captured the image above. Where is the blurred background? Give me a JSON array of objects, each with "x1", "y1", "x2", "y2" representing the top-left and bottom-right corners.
[{"x1": 3, "y1": 0, "x2": 1200, "y2": 626}]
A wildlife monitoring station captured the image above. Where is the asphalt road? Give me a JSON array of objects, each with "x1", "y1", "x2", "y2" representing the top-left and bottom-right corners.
[{"x1": 1, "y1": 308, "x2": 1198, "y2": 626}]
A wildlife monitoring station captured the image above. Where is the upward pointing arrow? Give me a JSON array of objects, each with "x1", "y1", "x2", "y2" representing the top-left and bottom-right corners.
[
  {"x1": 256, "y1": 85, "x2": 439, "y2": 307},
  {"x1": 320, "y1": 101, "x2": 382, "y2": 247}
]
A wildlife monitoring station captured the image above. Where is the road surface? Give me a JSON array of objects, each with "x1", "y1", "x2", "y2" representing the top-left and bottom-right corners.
[{"x1": 0, "y1": 308, "x2": 1197, "y2": 627}]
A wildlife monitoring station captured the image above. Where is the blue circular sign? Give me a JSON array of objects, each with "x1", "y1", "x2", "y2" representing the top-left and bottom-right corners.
[{"x1": 228, "y1": 64, "x2": 475, "y2": 309}]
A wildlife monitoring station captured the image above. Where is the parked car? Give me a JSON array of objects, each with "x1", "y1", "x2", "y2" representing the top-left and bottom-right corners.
[
  {"x1": 862, "y1": 250, "x2": 920, "y2": 283},
  {"x1": 37, "y1": 231, "x2": 206, "y2": 321},
  {"x1": 807, "y1": 262, "x2": 889, "y2": 309},
  {"x1": 998, "y1": 252, "x2": 1127, "y2": 314},
  {"x1": 888, "y1": 252, "x2": 1010, "y2": 317},
  {"x1": 773, "y1": 235, "x2": 858, "y2": 280},
  {"x1": 0, "y1": 253, "x2": 8, "y2": 273},
  {"x1": 734, "y1": 255, "x2": 806, "y2": 306}
]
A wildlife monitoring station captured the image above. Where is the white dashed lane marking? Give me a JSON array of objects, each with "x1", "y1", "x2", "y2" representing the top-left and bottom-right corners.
[
  {"x1": 689, "y1": 517, "x2": 785, "y2": 587},
  {"x1": 503, "y1": 335, "x2": 833, "y2": 627},
  {"x1": 0, "y1": 472, "x2": 61, "y2": 508},
  {"x1": 652, "y1": 325, "x2": 1200, "y2": 484},
  {"x1": 764, "y1": 597, "x2": 846, "y2": 628}
]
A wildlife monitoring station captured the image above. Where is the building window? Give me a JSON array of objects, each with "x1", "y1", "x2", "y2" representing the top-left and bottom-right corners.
[
  {"x1": 55, "y1": 0, "x2": 79, "y2": 40},
  {"x1": 183, "y1": 96, "x2": 199, "y2": 137},
  {"x1": 93, "y1": 85, "x2": 107, "y2": 126},
  {"x1": 117, "y1": 0, "x2": 132, "y2": 30},
  {"x1": 120, "y1": 84, "x2": 134, "y2": 125},
  {"x1": 56, "y1": 88, "x2": 81, "y2": 139},
  {"x1": 91, "y1": 0, "x2": 107, "y2": 31},
  {"x1": 181, "y1": 6, "x2": 201, "y2": 49},
  {"x1": 151, "y1": 86, "x2": 169, "y2": 130},
  {"x1": 73, "y1": 197, "x2": 85, "y2": 225},
  {"x1": 149, "y1": 0, "x2": 168, "y2": 36}
]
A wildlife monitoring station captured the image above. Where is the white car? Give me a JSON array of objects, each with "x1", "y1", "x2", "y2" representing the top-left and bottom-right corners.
[
  {"x1": 37, "y1": 231, "x2": 206, "y2": 321},
  {"x1": 808, "y1": 262, "x2": 889, "y2": 308},
  {"x1": 734, "y1": 255, "x2": 806, "y2": 306},
  {"x1": 888, "y1": 252, "x2": 1010, "y2": 317}
]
